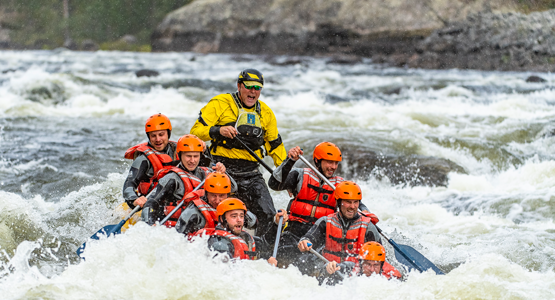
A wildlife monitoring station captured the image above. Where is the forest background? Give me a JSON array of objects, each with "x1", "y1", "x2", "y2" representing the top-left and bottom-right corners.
[{"x1": 0, "y1": 0, "x2": 192, "y2": 51}]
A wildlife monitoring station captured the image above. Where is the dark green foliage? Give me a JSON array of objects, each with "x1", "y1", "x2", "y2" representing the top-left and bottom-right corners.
[
  {"x1": 517, "y1": 0, "x2": 555, "y2": 12},
  {"x1": 4, "y1": 0, "x2": 192, "y2": 49}
]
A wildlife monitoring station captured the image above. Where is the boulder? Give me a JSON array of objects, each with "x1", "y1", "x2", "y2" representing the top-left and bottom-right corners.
[
  {"x1": 416, "y1": 10, "x2": 555, "y2": 71},
  {"x1": 0, "y1": 27, "x2": 10, "y2": 49},
  {"x1": 80, "y1": 39, "x2": 99, "y2": 51},
  {"x1": 135, "y1": 69, "x2": 160, "y2": 77},
  {"x1": 152, "y1": 0, "x2": 517, "y2": 58},
  {"x1": 339, "y1": 149, "x2": 466, "y2": 187},
  {"x1": 526, "y1": 75, "x2": 547, "y2": 83},
  {"x1": 63, "y1": 38, "x2": 77, "y2": 50}
]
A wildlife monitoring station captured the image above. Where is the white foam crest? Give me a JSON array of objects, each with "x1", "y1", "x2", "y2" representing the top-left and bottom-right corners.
[
  {"x1": 51, "y1": 173, "x2": 127, "y2": 239},
  {"x1": 448, "y1": 159, "x2": 555, "y2": 193},
  {"x1": 2, "y1": 222, "x2": 553, "y2": 299},
  {"x1": 357, "y1": 178, "x2": 555, "y2": 271},
  {"x1": 0, "y1": 191, "x2": 54, "y2": 253}
]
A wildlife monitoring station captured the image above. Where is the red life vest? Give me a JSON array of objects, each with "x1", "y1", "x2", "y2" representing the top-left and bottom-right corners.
[
  {"x1": 124, "y1": 142, "x2": 176, "y2": 195},
  {"x1": 191, "y1": 197, "x2": 218, "y2": 230},
  {"x1": 289, "y1": 168, "x2": 344, "y2": 224},
  {"x1": 157, "y1": 166, "x2": 209, "y2": 227},
  {"x1": 381, "y1": 262, "x2": 402, "y2": 280},
  {"x1": 195, "y1": 228, "x2": 256, "y2": 260},
  {"x1": 323, "y1": 212, "x2": 372, "y2": 263}
]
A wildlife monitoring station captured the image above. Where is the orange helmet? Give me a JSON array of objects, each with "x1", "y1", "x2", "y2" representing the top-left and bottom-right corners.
[
  {"x1": 176, "y1": 134, "x2": 205, "y2": 156},
  {"x1": 334, "y1": 181, "x2": 362, "y2": 200},
  {"x1": 145, "y1": 113, "x2": 172, "y2": 133},
  {"x1": 216, "y1": 198, "x2": 247, "y2": 217},
  {"x1": 205, "y1": 173, "x2": 231, "y2": 194},
  {"x1": 359, "y1": 242, "x2": 386, "y2": 262},
  {"x1": 313, "y1": 142, "x2": 342, "y2": 162}
]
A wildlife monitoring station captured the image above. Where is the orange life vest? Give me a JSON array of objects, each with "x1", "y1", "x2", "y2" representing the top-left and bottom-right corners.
[
  {"x1": 323, "y1": 212, "x2": 372, "y2": 263},
  {"x1": 191, "y1": 198, "x2": 218, "y2": 230},
  {"x1": 157, "y1": 166, "x2": 209, "y2": 227},
  {"x1": 289, "y1": 168, "x2": 343, "y2": 224},
  {"x1": 381, "y1": 262, "x2": 403, "y2": 280},
  {"x1": 196, "y1": 228, "x2": 256, "y2": 260},
  {"x1": 124, "y1": 142, "x2": 176, "y2": 195}
]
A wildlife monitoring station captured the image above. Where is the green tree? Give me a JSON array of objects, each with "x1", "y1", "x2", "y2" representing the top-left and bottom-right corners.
[{"x1": 7, "y1": 0, "x2": 192, "y2": 49}]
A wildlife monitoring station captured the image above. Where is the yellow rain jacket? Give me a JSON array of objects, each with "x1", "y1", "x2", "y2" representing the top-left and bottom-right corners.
[{"x1": 190, "y1": 92, "x2": 286, "y2": 167}]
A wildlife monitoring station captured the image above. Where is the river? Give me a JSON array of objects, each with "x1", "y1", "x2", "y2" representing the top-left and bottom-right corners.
[{"x1": 0, "y1": 50, "x2": 554, "y2": 299}]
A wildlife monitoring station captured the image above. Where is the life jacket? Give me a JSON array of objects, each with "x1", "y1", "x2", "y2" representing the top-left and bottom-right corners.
[
  {"x1": 124, "y1": 141, "x2": 176, "y2": 195},
  {"x1": 210, "y1": 92, "x2": 265, "y2": 152},
  {"x1": 191, "y1": 197, "x2": 218, "y2": 230},
  {"x1": 352, "y1": 261, "x2": 402, "y2": 280},
  {"x1": 196, "y1": 228, "x2": 257, "y2": 260},
  {"x1": 323, "y1": 212, "x2": 372, "y2": 263},
  {"x1": 288, "y1": 168, "x2": 343, "y2": 224},
  {"x1": 157, "y1": 166, "x2": 209, "y2": 227},
  {"x1": 381, "y1": 262, "x2": 402, "y2": 280}
]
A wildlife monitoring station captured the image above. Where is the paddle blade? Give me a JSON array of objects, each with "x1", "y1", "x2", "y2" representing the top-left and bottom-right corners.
[
  {"x1": 391, "y1": 240, "x2": 445, "y2": 275},
  {"x1": 76, "y1": 220, "x2": 126, "y2": 257}
]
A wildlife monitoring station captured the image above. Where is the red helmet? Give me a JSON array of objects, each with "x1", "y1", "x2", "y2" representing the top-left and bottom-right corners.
[
  {"x1": 359, "y1": 242, "x2": 386, "y2": 262},
  {"x1": 334, "y1": 181, "x2": 362, "y2": 200},
  {"x1": 313, "y1": 142, "x2": 342, "y2": 162},
  {"x1": 145, "y1": 113, "x2": 172, "y2": 133},
  {"x1": 205, "y1": 173, "x2": 231, "y2": 194}
]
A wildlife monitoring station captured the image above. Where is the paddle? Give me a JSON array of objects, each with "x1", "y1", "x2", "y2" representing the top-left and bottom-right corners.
[
  {"x1": 297, "y1": 156, "x2": 445, "y2": 275},
  {"x1": 159, "y1": 178, "x2": 206, "y2": 225},
  {"x1": 234, "y1": 136, "x2": 274, "y2": 173},
  {"x1": 76, "y1": 205, "x2": 141, "y2": 257},
  {"x1": 307, "y1": 242, "x2": 345, "y2": 280},
  {"x1": 272, "y1": 214, "x2": 284, "y2": 258}
]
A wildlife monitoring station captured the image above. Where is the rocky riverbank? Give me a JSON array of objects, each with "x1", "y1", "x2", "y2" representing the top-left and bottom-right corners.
[
  {"x1": 397, "y1": 10, "x2": 555, "y2": 71},
  {"x1": 152, "y1": 0, "x2": 555, "y2": 71}
]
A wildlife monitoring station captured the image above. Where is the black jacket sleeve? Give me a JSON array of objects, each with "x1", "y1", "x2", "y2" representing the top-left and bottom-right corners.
[
  {"x1": 268, "y1": 157, "x2": 301, "y2": 192},
  {"x1": 299, "y1": 216, "x2": 328, "y2": 249},
  {"x1": 122, "y1": 156, "x2": 152, "y2": 208}
]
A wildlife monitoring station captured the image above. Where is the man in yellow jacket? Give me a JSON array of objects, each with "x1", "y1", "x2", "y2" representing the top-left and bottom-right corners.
[{"x1": 190, "y1": 69, "x2": 287, "y2": 235}]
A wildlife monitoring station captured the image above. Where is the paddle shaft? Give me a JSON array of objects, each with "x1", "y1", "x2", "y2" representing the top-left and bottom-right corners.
[
  {"x1": 298, "y1": 156, "x2": 334, "y2": 187},
  {"x1": 125, "y1": 205, "x2": 142, "y2": 222},
  {"x1": 159, "y1": 178, "x2": 206, "y2": 225},
  {"x1": 234, "y1": 136, "x2": 274, "y2": 173},
  {"x1": 308, "y1": 248, "x2": 345, "y2": 280},
  {"x1": 272, "y1": 216, "x2": 284, "y2": 258}
]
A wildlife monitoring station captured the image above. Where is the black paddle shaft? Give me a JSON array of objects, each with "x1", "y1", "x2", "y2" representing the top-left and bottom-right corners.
[{"x1": 234, "y1": 137, "x2": 274, "y2": 173}]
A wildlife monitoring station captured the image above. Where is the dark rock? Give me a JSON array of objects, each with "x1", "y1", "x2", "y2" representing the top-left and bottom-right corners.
[
  {"x1": 151, "y1": 0, "x2": 511, "y2": 60},
  {"x1": 414, "y1": 10, "x2": 555, "y2": 71},
  {"x1": 340, "y1": 149, "x2": 466, "y2": 187},
  {"x1": 526, "y1": 75, "x2": 547, "y2": 83},
  {"x1": 135, "y1": 69, "x2": 160, "y2": 77},
  {"x1": 325, "y1": 94, "x2": 349, "y2": 104},
  {"x1": 80, "y1": 39, "x2": 99, "y2": 51},
  {"x1": 0, "y1": 28, "x2": 10, "y2": 49},
  {"x1": 265, "y1": 55, "x2": 308, "y2": 66},
  {"x1": 63, "y1": 38, "x2": 77, "y2": 50},
  {"x1": 326, "y1": 55, "x2": 363, "y2": 65}
]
